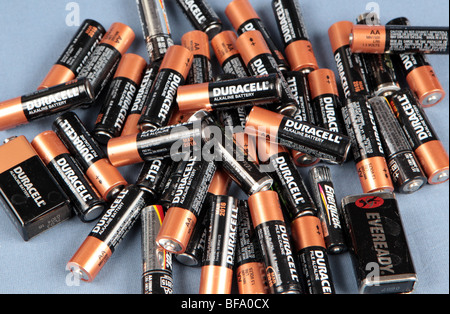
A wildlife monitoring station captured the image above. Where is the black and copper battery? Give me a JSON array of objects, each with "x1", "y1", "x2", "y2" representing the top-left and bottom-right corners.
[
  {"x1": 181, "y1": 30, "x2": 214, "y2": 85},
  {"x1": 211, "y1": 31, "x2": 250, "y2": 78},
  {"x1": 176, "y1": 0, "x2": 223, "y2": 40},
  {"x1": 369, "y1": 96, "x2": 427, "y2": 193},
  {"x1": 141, "y1": 205, "x2": 174, "y2": 294},
  {"x1": 0, "y1": 78, "x2": 94, "y2": 131},
  {"x1": 32, "y1": 131, "x2": 106, "y2": 223},
  {"x1": 138, "y1": 45, "x2": 193, "y2": 130},
  {"x1": 342, "y1": 192, "x2": 417, "y2": 294},
  {"x1": 93, "y1": 53, "x2": 147, "y2": 145},
  {"x1": 389, "y1": 89, "x2": 449, "y2": 184},
  {"x1": 136, "y1": 0, "x2": 174, "y2": 63},
  {"x1": 53, "y1": 111, "x2": 127, "y2": 202},
  {"x1": 136, "y1": 157, "x2": 174, "y2": 201},
  {"x1": 67, "y1": 185, "x2": 153, "y2": 282},
  {"x1": 38, "y1": 19, "x2": 106, "y2": 90}
]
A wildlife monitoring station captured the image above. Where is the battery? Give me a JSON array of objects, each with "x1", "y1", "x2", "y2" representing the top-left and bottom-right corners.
[
  {"x1": 246, "y1": 106, "x2": 352, "y2": 165},
  {"x1": 38, "y1": 19, "x2": 106, "y2": 90},
  {"x1": 136, "y1": 157, "x2": 174, "y2": 200},
  {"x1": 350, "y1": 24, "x2": 449, "y2": 55},
  {"x1": 309, "y1": 166, "x2": 347, "y2": 254},
  {"x1": 93, "y1": 53, "x2": 147, "y2": 145},
  {"x1": 77, "y1": 22, "x2": 135, "y2": 98},
  {"x1": 387, "y1": 17, "x2": 446, "y2": 107},
  {"x1": 272, "y1": 0, "x2": 319, "y2": 73},
  {"x1": 226, "y1": 0, "x2": 289, "y2": 71},
  {"x1": 32, "y1": 131, "x2": 106, "y2": 223},
  {"x1": 0, "y1": 136, "x2": 71, "y2": 241},
  {"x1": 389, "y1": 89, "x2": 449, "y2": 184},
  {"x1": 53, "y1": 111, "x2": 127, "y2": 202},
  {"x1": 181, "y1": 30, "x2": 214, "y2": 85},
  {"x1": 136, "y1": 0, "x2": 174, "y2": 63},
  {"x1": 291, "y1": 215, "x2": 336, "y2": 294},
  {"x1": 141, "y1": 205, "x2": 174, "y2": 294},
  {"x1": 211, "y1": 31, "x2": 250, "y2": 78},
  {"x1": 176, "y1": 0, "x2": 223, "y2": 40},
  {"x1": 342, "y1": 96, "x2": 394, "y2": 193},
  {"x1": 342, "y1": 192, "x2": 417, "y2": 294},
  {"x1": 138, "y1": 45, "x2": 194, "y2": 130},
  {"x1": 0, "y1": 78, "x2": 94, "y2": 131},
  {"x1": 67, "y1": 185, "x2": 153, "y2": 282},
  {"x1": 200, "y1": 195, "x2": 239, "y2": 294},
  {"x1": 247, "y1": 190, "x2": 302, "y2": 294},
  {"x1": 369, "y1": 96, "x2": 427, "y2": 194}
]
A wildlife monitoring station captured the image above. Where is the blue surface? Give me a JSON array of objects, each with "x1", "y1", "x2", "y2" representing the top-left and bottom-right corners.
[{"x1": 0, "y1": 0, "x2": 448, "y2": 294}]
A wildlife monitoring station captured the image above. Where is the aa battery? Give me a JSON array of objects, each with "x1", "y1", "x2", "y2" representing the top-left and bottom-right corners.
[
  {"x1": 67, "y1": 185, "x2": 152, "y2": 282},
  {"x1": 211, "y1": 31, "x2": 250, "y2": 78},
  {"x1": 387, "y1": 17, "x2": 446, "y2": 107},
  {"x1": 291, "y1": 215, "x2": 336, "y2": 294},
  {"x1": 32, "y1": 131, "x2": 106, "y2": 223},
  {"x1": 342, "y1": 96, "x2": 394, "y2": 193},
  {"x1": 39, "y1": 19, "x2": 106, "y2": 90},
  {"x1": 93, "y1": 53, "x2": 147, "y2": 145},
  {"x1": 226, "y1": 0, "x2": 289, "y2": 71},
  {"x1": 389, "y1": 89, "x2": 449, "y2": 184},
  {"x1": 369, "y1": 96, "x2": 427, "y2": 193},
  {"x1": 200, "y1": 195, "x2": 239, "y2": 294},
  {"x1": 136, "y1": 157, "x2": 174, "y2": 200},
  {"x1": 246, "y1": 106, "x2": 352, "y2": 165},
  {"x1": 53, "y1": 111, "x2": 127, "y2": 202},
  {"x1": 141, "y1": 205, "x2": 174, "y2": 294},
  {"x1": 182, "y1": 30, "x2": 214, "y2": 85},
  {"x1": 138, "y1": 45, "x2": 193, "y2": 130},
  {"x1": 272, "y1": 0, "x2": 319, "y2": 73},
  {"x1": 0, "y1": 78, "x2": 94, "y2": 131},
  {"x1": 176, "y1": 0, "x2": 223, "y2": 40},
  {"x1": 136, "y1": 0, "x2": 174, "y2": 63},
  {"x1": 350, "y1": 25, "x2": 450, "y2": 55},
  {"x1": 248, "y1": 190, "x2": 302, "y2": 294},
  {"x1": 309, "y1": 166, "x2": 347, "y2": 254},
  {"x1": 78, "y1": 22, "x2": 135, "y2": 98}
]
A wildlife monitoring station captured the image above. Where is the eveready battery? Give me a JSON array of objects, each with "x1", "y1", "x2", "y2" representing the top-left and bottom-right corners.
[
  {"x1": 342, "y1": 192, "x2": 417, "y2": 294},
  {"x1": 211, "y1": 31, "x2": 250, "y2": 78},
  {"x1": 39, "y1": 19, "x2": 106, "y2": 90},
  {"x1": 32, "y1": 131, "x2": 106, "y2": 223},
  {"x1": 181, "y1": 30, "x2": 214, "y2": 85},
  {"x1": 0, "y1": 78, "x2": 94, "y2": 131}
]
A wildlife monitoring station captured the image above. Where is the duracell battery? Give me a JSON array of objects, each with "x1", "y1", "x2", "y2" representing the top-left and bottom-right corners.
[
  {"x1": 136, "y1": 0, "x2": 174, "y2": 63},
  {"x1": 246, "y1": 106, "x2": 352, "y2": 165},
  {"x1": 32, "y1": 131, "x2": 106, "y2": 223},
  {"x1": 291, "y1": 215, "x2": 336, "y2": 294},
  {"x1": 0, "y1": 78, "x2": 94, "y2": 131},
  {"x1": 350, "y1": 24, "x2": 450, "y2": 55},
  {"x1": 138, "y1": 45, "x2": 194, "y2": 131},
  {"x1": 369, "y1": 97, "x2": 427, "y2": 194},
  {"x1": 328, "y1": 21, "x2": 370, "y2": 99},
  {"x1": 176, "y1": 0, "x2": 223, "y2": 40},
  {"x1": 226, "y1": 0, "x2": 289, "y2": 71},
  {"x1": 389, "y1": 89, "x2": 449, "y2": 184},
  {"x1": 53, "y1": 111, "x2": 127, "y2": 202},
  {"x1": 387, "y1": 17, "x2": 446, "y2": 107},
  {"x1": 200, "y1": 195, "x2": 239, "y2": 294},
  {"x1": 211, "y1": 31, "x2": 250, "y2": 78},
  {"x1": 93, "y1": 53, "x2": 147, "y2": 145},
  {"x1": 67, "y1": 185, "x2": 153, "y2": 283},
  {"x1": 38, "y1": 19, "x2": 106, "y2": 90},
  {"x1": 78, "y1": 22, "x2": 135, "y2": 99},
  {"x1": 247, "y1": 190, "x2": 302, "y2": 294},
  {"x1": 342, "y1": 192, "x2": 417, "y2": 294},
  {"x1": 0, "y1": 136, "x2": 71, "y2": 241},
  {"x1": 177, "y1": 74, "x2": 282, "y2": 113},
  {"x1": 181, "y1": 30, "x2": 214, "y2": 85},
  {"x1": 136, "y1": 157, "x2": 173, "y2": 201},
  {"x1": 309, "y1": 166, "x2": 347, "y2": 254},
  {"x1": 272, "y1": 0, "x2": 319, "y2": 73},
  {"x1": 141, "y1": 205, "x2": 174, "y2": 294},
  {"x1": 342, "y1": 96, "x2": 394, "y2": 193}
]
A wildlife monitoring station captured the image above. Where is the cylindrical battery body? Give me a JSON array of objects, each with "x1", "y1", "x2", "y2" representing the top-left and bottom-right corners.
[
  {"x1": 136, "y1": 157, "x2": 173, "y2": 200},
  {"x1": 211, "y1": 31, "x2": 250, "y2": 78},
  {"x1": 182, "y1": 30, "x2": 214, "y2": 85}
]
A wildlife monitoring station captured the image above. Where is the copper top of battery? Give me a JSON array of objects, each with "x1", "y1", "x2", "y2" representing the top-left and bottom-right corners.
[
  {"x1": 208, "y1": 168, "x2": 232, "y2": 196},
  {"x1": 291, "y1": 215, "x2": 326, "y2": 251},
  {"x1": 107, "y1": 134, "x2": 142, "y2": 168},
  {"x1": 245, "y1": 106, "x2": 284, "y2": 138},
  {"x1": 285, "y1": 40, "x2": 319, "y2": 72},
  {"x1": 237, "y1": 262, "x2": 269, "y2": 294},
  {"x1": 225, "y1": 0, "x2": 260, "y2": 31},
  {"x1": 357, "y1": 156, "x2": 394, "y2": 193},
  {"x1": 200, "y1": 266, "x2": 233, "y2": 294},
  {"x1": 38, "y1": 64, "x2": 76, "y2": 91},
  {"x1": 248, "y1": 190, "x2": 285, "y2": 228},
  {"x1": 101, "y1": 22, "x2": 136, "y2": 56},
  {"x1": 113, "y1": 53, "x2": 147, "y2": 84},
  {"x1": 349, "y1": 25, "x2": 386, "y2": 54},
  {"x1": 328, "y1": 21, "x2": 354, "y2": 53},
  {"x1": 182, "y1": 30, "x2": 211, "y2": 59},
  {"x1": 160, "y1": 45, "x2": 194, "y2": 80},
  {"x1": 415, "y1": 140, "x2": 449, "y2": 184},
  {"x1": 177, "y1": 83, "x2": 211, "y2": 113},
  {"x1": 235, "y1": 30, "x2": 272, "y2": 68},
  {"x1": 406, "y1": 65, "x2": 446, "y2": 107},
  {"x1": 31, "y1": 131, "x2": 71, "y2": 165},
  {"x1": 0, "y1": 136, "x2": 37, "y2": 174},
  {"x1": 86, "y1": 159, "x2": 128, "y2": 202},
  {"x1": 308, "y1": 68, "x2": 340, "y2": 99},
  {"x1": 0, "y1": 97, "x2": 28, "y2": 131},
  {"x1": 211, "y1": 31, "x2": 240, "y2": 66}
]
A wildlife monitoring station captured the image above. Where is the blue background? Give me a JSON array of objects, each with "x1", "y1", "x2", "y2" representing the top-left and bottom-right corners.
[{"x1": 0, "y1": 0, "x2": 448, "y2": 294}]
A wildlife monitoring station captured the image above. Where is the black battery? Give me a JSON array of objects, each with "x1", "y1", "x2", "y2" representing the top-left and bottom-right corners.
[{"x1": 136, "y1": 157, "x2": 174, "y2": 200}]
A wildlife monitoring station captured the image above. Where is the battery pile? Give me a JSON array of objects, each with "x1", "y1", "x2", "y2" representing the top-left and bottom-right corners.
[{"x1": 0, "y1": 0, "x2": 448, "y2": 295}]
